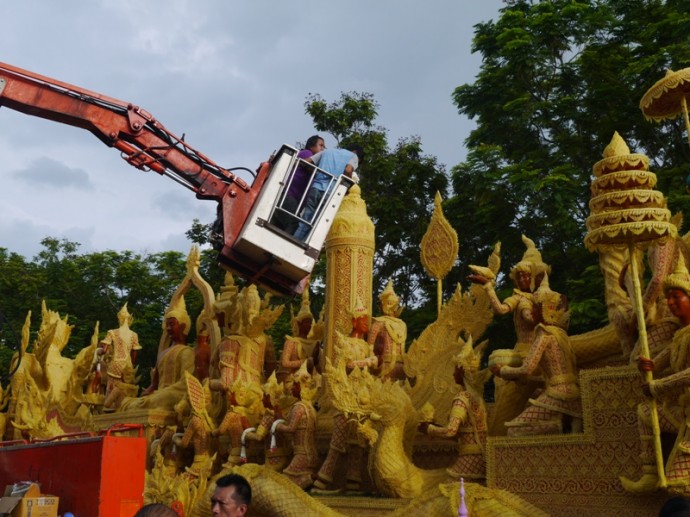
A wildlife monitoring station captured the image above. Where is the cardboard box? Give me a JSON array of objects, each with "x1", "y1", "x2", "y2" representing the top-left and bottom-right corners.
[{"x1": 0, "y1": 483, "x2": 58, "y2": 517}]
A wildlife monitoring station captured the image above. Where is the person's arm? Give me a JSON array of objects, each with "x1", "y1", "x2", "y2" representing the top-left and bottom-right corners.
[
  {"x1": 483, "y1": 287, "x2": 516, "y2": 316},
  {"x1": 179, "y1": 417, "x2": 198, "y2": 448},
  {"x1": 650, "y1": 365, "x2": 690, "y2": 396},
  {"x1": 651, "y1": 346, "x2": 671, "y2": 374},
  {"x1": 427, "y1": 396, "x2": 468, "y2": 438},
  {"x1": 276, "y1": 404, "x2": 304, "y2": 435},
  {"x1": 343, "y1": 154, "x2": 359, "y2": 178},
  {"x1": 245, "y1": 413, "x2": 274, "y2": 441},
  {"x1": 308, "y1": 151, "x2": 322, "y2": 165},
  {"x1": 280, "y1": 339, "x2": 303, "y2": 370}
]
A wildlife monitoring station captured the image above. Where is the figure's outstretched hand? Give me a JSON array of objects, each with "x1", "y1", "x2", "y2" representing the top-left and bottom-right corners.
[{"x1": 467, "y1": 274, "x2": 489, "y2": 285}]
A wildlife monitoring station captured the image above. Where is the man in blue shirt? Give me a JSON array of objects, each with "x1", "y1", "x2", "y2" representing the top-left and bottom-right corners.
[{"x1": 293, "y1": 144, "x2": 364, "y2": 240}]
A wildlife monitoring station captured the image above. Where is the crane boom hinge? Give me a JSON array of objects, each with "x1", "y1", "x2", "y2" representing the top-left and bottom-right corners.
[{"x1": 126, "y1": 104, "x2": 151, "y2": 133}]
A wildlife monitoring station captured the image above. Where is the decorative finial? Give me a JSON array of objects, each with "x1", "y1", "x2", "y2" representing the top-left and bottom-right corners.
[
  {"x1": 458, "y1": 478, "x2": 468, "y2": 517},
  {"x1": 602, "y1": 131, "x2": 630, "y2": 158}
]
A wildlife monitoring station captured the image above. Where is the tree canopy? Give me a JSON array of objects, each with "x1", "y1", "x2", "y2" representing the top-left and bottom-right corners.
[{"x1": 449, "y1": 0, "x2": 690, "y2": 334}]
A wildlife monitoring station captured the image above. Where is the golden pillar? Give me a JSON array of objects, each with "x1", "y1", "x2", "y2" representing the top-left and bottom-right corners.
[{"x1": 323, "y1": 184, "x2": 375, "y2": 365}]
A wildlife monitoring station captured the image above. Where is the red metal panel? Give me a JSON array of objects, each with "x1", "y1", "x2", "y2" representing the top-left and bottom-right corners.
[
  {"x1": 0, "y1": 430, "x2": 146, "y2": 517},
  {"x1": 100, "y1": 435, "x2": 146, "y2": 517}
]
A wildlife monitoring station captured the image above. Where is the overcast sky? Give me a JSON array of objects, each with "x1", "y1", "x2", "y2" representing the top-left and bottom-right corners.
[{"x1": 0, "y1": 1, "x2": 503, "y2": 259}]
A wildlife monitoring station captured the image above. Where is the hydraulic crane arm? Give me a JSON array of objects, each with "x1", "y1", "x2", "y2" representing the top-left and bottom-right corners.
[
  {"x1": 0, "y1": 61, "x2": 248, "y2": 200},
  {"x1": 0, "y1": 61, "x2": 344, "y2": 297}
]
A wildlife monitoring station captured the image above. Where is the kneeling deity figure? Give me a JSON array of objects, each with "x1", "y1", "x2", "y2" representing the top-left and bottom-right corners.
[
  {"x1": 468, "y1": 235, "x2": 549, "y2": 436},
  {"x1": 174, "y1": 372, "x2": 215, "y2": 478},
  {"x1": 276, "y1": 360, "x2": 320, "y2": 489},
  {"x1": 418, "y1": 337, "x2": 488, "y2": 481},
  {"x1": 243, "y1": 372, "x2": 295, "y2": 471},
  {"x1": 118, "y1": 297, "x2": 195, "y2": 412},
  {"x1": 492, "y1": 275, "x2": 582, "y2": 436},
  {"x1": 212, "y1": 379, "x2": 264, "y2": 467},
  {"x1": 279, "y1": 285, "x2": 318, "y2": 381}
]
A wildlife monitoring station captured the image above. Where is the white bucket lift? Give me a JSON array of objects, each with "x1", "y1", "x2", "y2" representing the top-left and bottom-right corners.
[{"x1": 231, "y1": 144, "x2": 354, "y2": 292}]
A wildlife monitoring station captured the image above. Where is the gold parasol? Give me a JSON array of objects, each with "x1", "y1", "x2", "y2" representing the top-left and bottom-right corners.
[
  {"x1": 586, "y1": 132, "x2": 676, "y2": 488},
  {"x1": 640, "y1": 68, "x2": 690, "y2": 147}
]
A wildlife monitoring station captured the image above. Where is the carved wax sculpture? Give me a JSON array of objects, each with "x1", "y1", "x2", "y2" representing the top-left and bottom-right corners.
[
  {"x1": 473, "y1": 235, "x2": 549, "y2": 436},
  {"x1": 421, "y1": 337, "x2": 488, "y2": 481},
  {"x1": 313, "y1": 299, "x2": 377, "y2": 493},
  {"x1": 280, "y1": 283, "x2": 317, "y2": 380},
  {"x1": 119, "y1": 296, "x2": 195, "y2": 412},
  {"x1": 367, "y1": 279, "x2": 408, "y2": 381},
  {"x1": 496, "y1": 275, "x2": 582, "y2": 436},
  {"x1": 622, "y1": 259, "x2": 690, "y2": 494},
  {"x1": 100, "y1": 303, "x2": 141, "y2": 410},
  {"x1": 276, "y1": 361, "x2": 319, "y2": 489}
]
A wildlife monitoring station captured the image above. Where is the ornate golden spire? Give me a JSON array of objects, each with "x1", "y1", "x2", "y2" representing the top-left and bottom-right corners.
[{"x1": 117, "y1": 303, "x2": 133, "y2": 326}]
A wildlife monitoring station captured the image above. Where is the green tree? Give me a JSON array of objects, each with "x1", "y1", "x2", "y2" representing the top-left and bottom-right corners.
[
  {"x1": 0, "y1": 239, "x2": 194, "y2": 385},
  {"x1": 450, "y1": 0, "x2": 690, "y2": 334}
]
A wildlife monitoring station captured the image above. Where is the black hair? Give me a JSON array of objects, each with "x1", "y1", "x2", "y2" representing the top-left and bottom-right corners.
[
  {"x1": 215, "y1": 473, "x2": 252, "y2": 506},
  {"x1": 346, "y1": 144, "x2": 365, "y2": 164},
  {"x1": 305, "y1": 135, "x2": 323, "y2": 150},
  {"x1": 133, "y1": 503, "x2": 177, "y2": 517},
  {"x1": 660, "y1": 496, "x2": 690, "y2": 517}
]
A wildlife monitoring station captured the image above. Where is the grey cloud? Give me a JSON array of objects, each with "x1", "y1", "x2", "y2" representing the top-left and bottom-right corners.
[
  {"x1": 12, "y1": 157, "x2": 94, "y2": 190},
  {"x1": 0, "y1": 218, "x2": 94, "y2": 259},
  {"x1": 151, "y1": 190, "x2": 217, "y2": 222},
  {"x1": 0, "y1": 0, "x2": 503, "y2": 258}
]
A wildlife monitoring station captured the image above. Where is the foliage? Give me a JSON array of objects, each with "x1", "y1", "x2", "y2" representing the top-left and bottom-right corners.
[
  {"x1": 0, "y1": 239, "x2": 190, "y2": 385},
  {"x1": 0, "y1": 236, "x2": 304, "y2": 387},
  {"x1": 450, "y1": 0, "x2": 690, "y2": 334}
]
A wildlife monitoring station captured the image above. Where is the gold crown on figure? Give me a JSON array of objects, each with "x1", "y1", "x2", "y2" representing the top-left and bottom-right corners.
[
  {"x1": 379, "y1": 279, "x2": 400, "y2": 305},
  {"x1": 534, "y1": 274, "x2": 570, "y2": 329},
  {"x1": 294, "y1": 360, "x2": 312, "y2": 384},
  {"x1": 510, "y1": 235, "x2": 551, "y2": 290},
  {"x1": 164, "y1": 296, "x2": 191, "y2": 333},
  {"x1": 294, "y1": 360, "x2": 320, "y2": 395},
  {"x1": 262, "y1": 370, "x2": 284, "y2": 400},
  {"x1": 351, "y1": 297, "x2": 370, "y2": 319},
  {"x1": 452, "y1": 335, "x2": 481, "y2": 371},
  {"x1": 663, "y1": 259, "x2": 690, "y2": 296},
  {"x1": 295, "y1": 281, "x2": 314, "y2": 323},
  {"x1": 117, "y1": 303, "x2": 134, "y2": 325}
]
